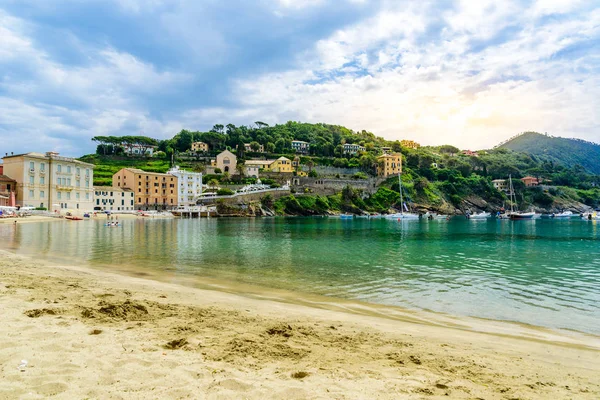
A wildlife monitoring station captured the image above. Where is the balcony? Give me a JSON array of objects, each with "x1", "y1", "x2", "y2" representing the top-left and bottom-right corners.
[
  {"x1": 39, "y1": 170, "x2": 46, "y2": 175},
  {"x1": 29, "y1": 168, "x2": 35, "y2": 174},
  {"x1": 56, "y1": 186, "x2": 73, "y2": 191}
]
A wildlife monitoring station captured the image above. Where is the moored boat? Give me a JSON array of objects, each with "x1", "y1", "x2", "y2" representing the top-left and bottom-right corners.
[{"x1": 506, "y1": 176, "x2": 537, "y2": 220}]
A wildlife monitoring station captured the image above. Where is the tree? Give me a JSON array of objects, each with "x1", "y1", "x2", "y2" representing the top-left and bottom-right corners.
[
  {"x1": 211, "y1": 124, "x2": 224, "y2": 134},
  {"x1": 250, "y1": 141, "x2": 260, "y2": 152},
  {"x1": 207, "y1": 179, "x2": 220, "y2": 190}
]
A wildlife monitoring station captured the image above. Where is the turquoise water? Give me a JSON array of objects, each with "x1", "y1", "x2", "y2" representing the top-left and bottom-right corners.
[{"x1": 1, "y1": 217, "x2": 599, "y2": 334}]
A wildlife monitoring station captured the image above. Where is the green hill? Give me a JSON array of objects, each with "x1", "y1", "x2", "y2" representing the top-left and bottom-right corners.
[{"x1": 498, "y1": 132, "x2": 600, "y2": 174}]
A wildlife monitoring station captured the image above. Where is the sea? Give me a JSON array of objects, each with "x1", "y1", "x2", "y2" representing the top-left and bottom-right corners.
[{"x1": 1, "y1": 216, "x2": 599, "y2": 335}]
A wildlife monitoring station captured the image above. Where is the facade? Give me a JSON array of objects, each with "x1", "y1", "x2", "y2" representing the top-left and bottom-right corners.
[
  {"x1": 2, "y1": 152, "x2": 94, "y2": 210},
  {"x1": 492, "y1": 179, "x2": 509, "y2": 192},
  {"x1": 167, "y1": 166, "x2": 203, "y2": 206},
  {"x1": 191, "y1": 142, "x2": 209, "y2": 152},
  {"x1": 113, "y1": 168, "x2": 178, "y2": 209},
  {"x1": 291, "y1": 140, "x2": 310, "y2": 154},
  {"x1": 400, "y1": 140, "x2": 420, "y2": 149},
  {"x1": 93, "y1": 186, "x2": 135, "y2": 211},
  {"x1": 123, "y1": 144, "x2": 155, "y2": 156},
  {"x1": 246, "y1": 157, "x2": 294, "y2": 174},
  {"x1": 244, "y1": 143, "x2": 265, "y2": 153},
  {"x1": 0, "y1": 172, "x2": 17, "y2": 207},
  {"x1": 521, "y1": 176, "x2": 539, "y2": 187},
  {"x1": 376, "y1": 153, "x2": 402, "y2": 177},
  {"x1": 211, "y1": 150, "x2": 237, "y2": 174},
  {"x1": 343, "y1": 143, "x2": 366, "y2": 155},
  {"x1": 244, "y1": 164, "x2": 260, "y2": 178}
]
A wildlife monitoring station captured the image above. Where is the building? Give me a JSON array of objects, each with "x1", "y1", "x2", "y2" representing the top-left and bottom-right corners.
[
  {"x1": 291, "y1": 140, "x2": 310, "y2": 154},
  {"x1": 93, "y1": 186, "x2": 135, "y2": 211},
  {"x1": 462, "y1": 150, "x2": 479, "y2": 157},
  {"x1": 343, "y1": 143, "x2": 366, "y2": 155},
  {"x1": 167, "y1": 166, "x2": 203, "y2": 206},
  {"x1": 492, "y1": 179, "x2": 509, "y2": 193},
  {"x1": 521, "y1": 176, "x2": 540, "y2": 187},
  {"x1": 244, "y1": 164, "x2": 260, "y2": 178},
  {"x1": 246, "y1": 157, "x2": 294, "y2": 174},
  {"x1": 123, "y1": 144, "x2": 155, "y2": 156},
  {"x1": 381, "y1": 147, "x2": 392, "y2": 155},
  {"x1": 400, "y1": 140, "x2": 420, "y2": 149},
  {"x1": 0, "y1": 169, "x2": 17, "y2": 207},
  {"x1": 191, "y1": 142, "x2": 209, "y2": 152},
  {"x1": 113, "y1": 168, "x2": 178, "y2": 209},
  {"x1": 244, "y1": 143, "x2": 265, "y2": 153},
  {"x1": 1, "y1": 152, "x2": 95, "y2": 211},
  {"x1": 376, "y1": 153, "x2": 402, "y2": 177},
  {"x1": 210, "y1": 150, "x2": 237, "y2": 174}
]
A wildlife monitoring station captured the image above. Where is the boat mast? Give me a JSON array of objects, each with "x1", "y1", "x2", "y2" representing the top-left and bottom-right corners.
[
  {"x1": 509, "y1": 175, "x2": 515, "y2": 214},
  {"x1": 399, "y1": 173, "x2": 403, "y2": 215}
]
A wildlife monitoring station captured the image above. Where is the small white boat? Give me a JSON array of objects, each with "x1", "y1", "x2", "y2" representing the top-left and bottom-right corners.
[
  {"x1": 340, "y1": 213, "x2": 353, "y2": 219},
  {"x1": 507, "y1": 176, "x2": 537, "y2": 220},
  {"x1": 385, "y1": 212, "x2": 420, "y2": 220},
  {"x1": 469, "y1": 212, "x2": 491, "y2": 219}
]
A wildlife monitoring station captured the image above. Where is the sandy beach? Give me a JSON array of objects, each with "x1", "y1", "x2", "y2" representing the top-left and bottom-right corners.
[{"x1": 1, "y1": 249, "x2": 599, "y2": 399}]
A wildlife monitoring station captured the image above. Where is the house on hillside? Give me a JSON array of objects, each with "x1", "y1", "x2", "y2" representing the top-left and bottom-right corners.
[
  {"x1": 245, "y1": 157, "x2": 294, "y2": 177},
  {"x1": 123, "y1": 144, "x2": 156, "y2": 156},
  {"x1": 521, "y1": 176, "x2": 540, "y2": 187},
  {"x1": 291, "y1": 140, "x2": 310, "y2": 154},
  {"x1": 492, "y1": 179, "x2": 510, "y2": 193},
  {"x1": 343, "y1": 143, "x2": 366, "y2": 155},
  {"x1": 244, "y1": 143, "x2": 265, "y2": 153},
  {"x1": 376, "y1": 153, "x2": 402, "y2": 177},
  {"x1": 462, "y1": 150, "x2": 479, "y2": 157},
  {"x1": 191, "y1": 142, "x2": 209, "y2": 152}
]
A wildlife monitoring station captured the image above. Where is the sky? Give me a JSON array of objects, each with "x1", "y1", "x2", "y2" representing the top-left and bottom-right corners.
[{"x1": 0, "y1": 0, "x2": 599, "y2": 157}]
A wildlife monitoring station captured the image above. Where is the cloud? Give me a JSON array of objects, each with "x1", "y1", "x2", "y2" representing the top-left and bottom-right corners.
[{"x1": 0, "y1": 1, "x2": 598, "y2": 157}]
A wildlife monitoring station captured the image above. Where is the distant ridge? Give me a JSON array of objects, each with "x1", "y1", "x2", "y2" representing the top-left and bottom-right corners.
[{"x1": 498, "y1": 132, "x2": 600, "y2": 175}]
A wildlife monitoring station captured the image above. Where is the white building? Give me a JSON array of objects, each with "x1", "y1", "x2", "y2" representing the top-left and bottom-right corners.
[
  {"x1": 2, "y1": 152, "x2": 94, "y2": 211},
  {"x1": 343, "y1": 143, "x2": 366, "y2": 155},
  {"x1": 291, "y1": 140, "x2": 310, "y2": 154},
  {"x1": 94, "y1": 186, "x2": 135, "y2": 211},
  {"x1": 167, "y1": 166, "x2": 203, "y2": 206}
]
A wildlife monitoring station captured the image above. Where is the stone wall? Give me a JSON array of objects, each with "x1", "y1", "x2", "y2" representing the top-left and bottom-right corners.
[{"x1": 291, "y1": 177, "x2": 380, "y2": 196}]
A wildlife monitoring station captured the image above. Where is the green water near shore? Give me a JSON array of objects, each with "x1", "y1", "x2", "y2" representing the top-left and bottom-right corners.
[{"x1": 1, "y1": 217, "x2": 599, "y2": 334}]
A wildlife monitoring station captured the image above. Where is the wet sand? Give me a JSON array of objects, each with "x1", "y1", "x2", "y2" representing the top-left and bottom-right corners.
[{"x1": 0, "y1": 249, "x2": 599, "y2": 399}]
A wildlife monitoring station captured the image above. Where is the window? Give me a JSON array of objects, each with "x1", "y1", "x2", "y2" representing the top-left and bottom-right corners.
[
  {"x1": 76, "y1": 167, "x2": 80, "y2": 175},
  {"x1": 67, "y1": 178, "x2": 71, "y2": 186},
  {"x1": 29, "y1": 176, "x2": 34, "y2": 184},
  {"x1": 76, "y1": 192, "x2": 80, "y2": 199},
  {"x1": 67, "y1": 166, "x2": 71, "y2": 173},
  {"x1": 40, "y1": 191, "x2": 45, "y2": 198},
  {"x1": 40, "y1": 176, "x2": 45, "y2": 185},
  {"x1": 85, "y1": 193, "x2": 89, "y2": 200},
  {"x1": 66, "y1": 192, "x2": 70, "y2": 200},
  {"x1": 85, "y1": 169, "x2": 90, "y2": 176},
  {"x1": 57, "y1": 192, "x2": 61, "y2": 200},
  {"x1": 57, "y1": 165, "x2": 62, "y2": 173},
  {"x1": 76, "y1": 180, "x2": 80, "y2": 187},
  {"x1": 29, "y1": 161, "x2": 35, "y2": 170},
  {"x1": 85, "y1": 181, "x2": 89, "y2": 188},
  {"x1": 40, "y1": 163, "x2": 45, "y2": 172}
]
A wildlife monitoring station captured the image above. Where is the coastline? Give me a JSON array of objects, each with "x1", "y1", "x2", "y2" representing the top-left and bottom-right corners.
[{"x1": 1, "y1": 249, "x2": 599, "y2": 399}]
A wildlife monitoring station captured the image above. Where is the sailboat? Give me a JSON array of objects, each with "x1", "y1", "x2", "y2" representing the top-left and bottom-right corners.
[
  {"x1": 507, "y1": 175, "x2": 536, "y2": 220},
  {"x1": 385, "y1": 173, "x2": 420, "y2": 220}
]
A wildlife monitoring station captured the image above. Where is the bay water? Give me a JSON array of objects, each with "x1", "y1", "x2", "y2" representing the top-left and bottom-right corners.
[{"x1": 1, "y1": 217, "x2": 598, "y2": 334}]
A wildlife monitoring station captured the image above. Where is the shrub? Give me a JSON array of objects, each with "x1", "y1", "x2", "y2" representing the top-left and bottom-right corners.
[{"x1": 217, "y1": 188, "x2": 234, "y2": 196}]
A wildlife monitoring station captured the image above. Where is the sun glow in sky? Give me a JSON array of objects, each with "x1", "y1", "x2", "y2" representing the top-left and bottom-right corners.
[{"x1": 0, "y1": 0, "x2": 598, "y2": 156}]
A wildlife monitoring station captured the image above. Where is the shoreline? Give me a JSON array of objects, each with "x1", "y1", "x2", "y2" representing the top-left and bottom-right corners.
[{"x1": 1, "y1": 250, "x2": 599, "y2": 398}]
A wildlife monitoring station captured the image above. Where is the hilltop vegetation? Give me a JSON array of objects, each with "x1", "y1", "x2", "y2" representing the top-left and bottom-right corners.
[
  {"x1": 80, "y1": 122, "x2": 600, "y2": 213},
  {"x1": 499, "y1": 132, "x2": 600, "y2": 175}
]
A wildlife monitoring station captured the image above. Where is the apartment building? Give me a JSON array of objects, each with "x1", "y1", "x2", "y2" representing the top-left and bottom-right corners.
[
  {"x1": 113, "y1": 168, "x2": 178, "y2": 209},
  {"x1": 0, "y1": 170, "x2": 16, "y2": 207},
  {"x1": 167, "y1": 166, "x2": 203, "y2": 206},
  {"x1": 245, "y1": 157, "x2": 294, "y2": 175},
  {"x1": 1, "y1": 152, "x2": 94, "y2": 210},
  {"x1": 343, "y1": 143, "x2": 366, "y2": 155},
  {"x1": 244, "y1": 143, "x2": 265, "y2": 153},
  {"x1": 93, "y1": 186, "x2": 135, "y2": 211},
  {"x1": 291, "y1": 140, "x2": 310, "y2": 154},
  {"x1": 376, "y1": 153, "x2": 402, "y2": 177}
]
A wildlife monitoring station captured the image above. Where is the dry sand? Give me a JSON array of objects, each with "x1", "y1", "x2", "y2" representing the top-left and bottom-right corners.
[{"x1": 0, "y1": 250, "x2": 599, "y2": 399}]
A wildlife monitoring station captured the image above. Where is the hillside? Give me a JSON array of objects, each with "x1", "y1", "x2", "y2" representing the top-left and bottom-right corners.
[{"x1": 498, "y1": 132, "x2": 600, "y2": 174}]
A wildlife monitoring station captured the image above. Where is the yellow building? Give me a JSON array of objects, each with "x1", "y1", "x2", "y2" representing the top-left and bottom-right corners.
[
  {"x1": 376, "y1": 153, "x2": 402, "y2": 177},
  {"x1": 191, "y1": 142, "x2": 209, "y2": 152},
  {"x1": 113, "y1": 168, "x2": 178, "y2": 209},
  {"x1": 246, "y1": 157, "x2": 294, "y2": 174},
  {"x1": 401, "y1": 140, "x2": 420, "y2": 149},
  {"x1": 2, "y1": 152, "x2": 94, "y2": 211}
]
